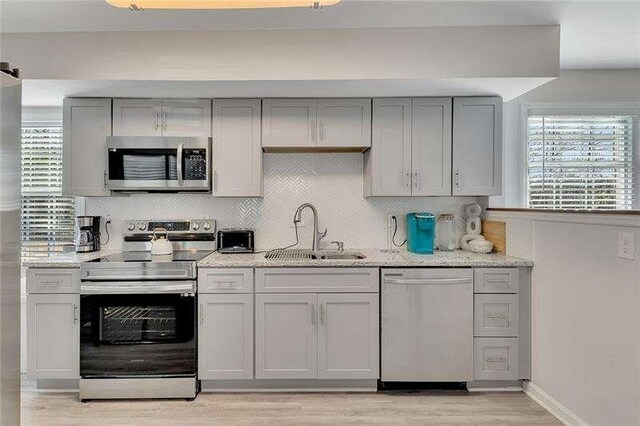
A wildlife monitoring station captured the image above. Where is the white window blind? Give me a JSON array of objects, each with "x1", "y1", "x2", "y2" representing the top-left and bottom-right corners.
[
  {"x1": 21, "y1": 124, "x2": 76, "y2": 257},
  {"x1": 527, "y1": 115, "x2": 635, "y2": 210}
]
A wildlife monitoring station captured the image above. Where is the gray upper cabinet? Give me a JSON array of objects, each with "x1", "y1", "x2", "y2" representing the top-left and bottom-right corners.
[
  {"x1": 452, "y1": 96, "x2": 502, "y2": 196},
  {"x1": 113, "y1": 98, "x2": 211, "y2": 137},
  {"x1": 112, "y1": 99, "x2": 162, "y2": 136},
  {"x1": 411, "y1": 98, "x2": 452, "y2": 196},
  {"x1": 63, "y1": 98, "x2": 112, "y2": 196},
  {"x1": 262, "y1": 98, "x2": 372, "y2": 150},
  {"x1": 317, "y1": 99, "x2": 371, "y2": 149},
  {"x1": 262, "y1": 99, "x2": 317, "y2": 149},
  {"x1": 212, "y1": 99, "x2": 262, "y2": 197},
  {"x1": 364, "y1": 98, "x2": 412, "y2": 197},
  {"x1": 365, "y1": 97, "x2": 451, "y2": 197}
]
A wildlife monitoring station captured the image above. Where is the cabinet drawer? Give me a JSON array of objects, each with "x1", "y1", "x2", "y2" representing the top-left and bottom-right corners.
[
  {"x1": 474, "y1": 337, "x2": 518, "y2": 381},
  {"x1": 255, "y1": 268, "x2": 379, "y2": 293},
  {"x1": 198, "y1": 269, "x2": 253, "y2": 293},
  {"x1": 474, "y1": 268, "x2": 519, "y2": 293},
  {"x1": 27, "y1": 268, "x2": 80, "y2": 294},
  {"x1": 474, "y1": 294, "x2": 519, "y2": 337}
]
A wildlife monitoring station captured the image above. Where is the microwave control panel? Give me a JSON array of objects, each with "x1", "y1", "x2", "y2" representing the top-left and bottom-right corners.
[{"x1": 183, "y1": 149, "x2": 208, "y2": 180}]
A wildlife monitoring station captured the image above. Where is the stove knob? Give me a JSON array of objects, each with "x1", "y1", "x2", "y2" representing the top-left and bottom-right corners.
[
  {"x1": 203, "y1": 222, "x2": 211, "y2": 231},
  {"x1": 139, "y1": 223, "x2": 146, "y2": 231},
  {"x1": 192, "y1": 222, "x2": 200, "y2": 231},
  {"x1": 127, "y1": 223, "x2": 136, "y2": 231}
]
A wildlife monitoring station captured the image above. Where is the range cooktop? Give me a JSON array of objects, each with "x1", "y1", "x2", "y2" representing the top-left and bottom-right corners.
[{"x1": 88, "y1": 250, "x2": 213, "y2": 263}]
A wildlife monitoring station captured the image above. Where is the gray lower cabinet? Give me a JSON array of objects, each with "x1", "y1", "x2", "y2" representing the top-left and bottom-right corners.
[
  {"x1": 255, "y1": 292, "x2": 379, "y2": 380},
  {"x1": 255, "y1": 293, "x2": 318, "y2": 379},
  {"x1": 318, "y1": 293, "x2": 379, "y2": 380},
  {"x1": 474, "y1": 337, "x2": 519, "y2": 381},
  {"x1": 27, "y1": 293, "x2": 80, "y2": 379},
  {"x1": 198, "y1": 294, "x2": 253, "y2": 380}
]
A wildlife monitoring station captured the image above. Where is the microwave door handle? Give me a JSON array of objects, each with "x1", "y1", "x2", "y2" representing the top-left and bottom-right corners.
[{"x1": 177, "y1": 141, "x2": 184, "y2": 186}]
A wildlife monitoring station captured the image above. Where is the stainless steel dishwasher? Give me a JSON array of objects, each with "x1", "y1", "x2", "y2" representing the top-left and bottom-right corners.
[{"x1": 381, "y1": 268, "x2": 473, "y2": 382}]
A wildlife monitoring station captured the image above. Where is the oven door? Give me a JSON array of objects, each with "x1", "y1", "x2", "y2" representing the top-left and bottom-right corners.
[
  {"x1": 80, "y1": 292, "x2": 196, "y2": 378},
  {"x1": 106, "y1": 136, "x2": 210, "y2": 192}
]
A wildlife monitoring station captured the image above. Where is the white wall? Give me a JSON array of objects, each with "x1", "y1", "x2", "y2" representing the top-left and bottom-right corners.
[
  {"x1": 488, "y1": 210, "x2": 640, "y2": 426},
  {"x1": 493, "y1": 69, "x2": 640, "y2": 208},
  {"x1": 1, "y1": 26, "x2": 559, "y2": 81},
  {"x1": 86, "y1": 153, "x2": 480, "y2": 251}
]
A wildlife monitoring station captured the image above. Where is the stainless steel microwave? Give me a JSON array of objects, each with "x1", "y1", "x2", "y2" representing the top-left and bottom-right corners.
[{"x1": 106, "y1": 136, "x2": 211, "y2": 192}]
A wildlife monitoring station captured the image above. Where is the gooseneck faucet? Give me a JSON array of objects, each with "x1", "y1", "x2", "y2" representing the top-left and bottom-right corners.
[{"x1": 293, "y1": 203, "x2": 327, "y2": 251}]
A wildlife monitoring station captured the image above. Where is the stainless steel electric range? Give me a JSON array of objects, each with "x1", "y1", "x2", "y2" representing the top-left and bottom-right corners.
[{"x1": 78, "y1": 219, "x2": 215, "y2": 401}]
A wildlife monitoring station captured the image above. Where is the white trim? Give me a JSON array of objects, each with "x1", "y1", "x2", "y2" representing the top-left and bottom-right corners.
[
  {"x1": 524, "y1": 382, "x2": 588, "y2": 426},
  {"x1": 467, "y1": 386, "x2": 523, "y2": 392},
  {"x1": 487, "y1": 210, "x2": 640, "y2": 228}
]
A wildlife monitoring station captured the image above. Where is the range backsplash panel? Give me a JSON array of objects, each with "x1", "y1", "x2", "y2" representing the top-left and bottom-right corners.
[{"x1": 86, "y1": 154, "x2": 484, "y2": 250}]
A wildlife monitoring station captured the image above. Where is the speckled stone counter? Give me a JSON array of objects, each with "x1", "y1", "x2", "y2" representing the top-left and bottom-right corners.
[
  {"x1": 22, "y1": 249, "x2": 121, "y2": 268},
  {"x1": 197, "y1": 249, "x2": 533, "y2": 268}
]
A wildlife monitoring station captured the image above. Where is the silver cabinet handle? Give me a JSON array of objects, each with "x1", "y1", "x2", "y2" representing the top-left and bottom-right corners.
[
  {"x1": 413, "y1": 170, "x2": 418, "y2": 189},
  {"x1": 455, "y1": 169, "x2": 461, "y2": 188},
  {"x1": 162, "y1": 111, "x2": 168, "y2": 130},
  {"x1": 311, "y1": 119, "x2": 316, "y2": 141},
  {"x1": 486, "y1": 357, "x2": 507, "y2": 363},
  {"x1": 155, "y1": 111, "x2": 160, "y2": 130},
  {"x1": 384, "y1": 277, "x2": 471, "y2": 285},
  {"x1": 405, "y1": 170, "x2": 411, "y2": 189},
  {"x1": 176, "y1": 141, "x2": 184, "y2": 186},
  {"x1": 103, "y1": 170, "x2": 107, "y2": 188},
  {"x1": 320, "y1": 303, "x2": 325, "y2": 325},
  {"x1": 310, "y1": 304, "x2": 316, "y2": 326},
  {"x1": 486, "y1": 279, "x2": 510, "y2": 284},
  {"x1": 200, "y1": 304, "x2": 204, "y2": 325},
  {"x1": 41, "y1": 280, "x2": 63, "y2": 285},
  {"x1": 73, "y1": 304, "x2": 78, "y2": 324},
  {"x1": 320, "y1": 120, "x2": 325, "y2": 141},
  {"x1": 486, "y1": 314, "x2": 510, "y2": 319}
]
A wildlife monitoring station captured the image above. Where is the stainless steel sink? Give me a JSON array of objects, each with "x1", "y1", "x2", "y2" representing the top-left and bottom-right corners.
[
  {"x1": 264, "y1": 249, "x2": 366, "y2": 261},
  {"x1": 318, "y1": 252, "x2": 366, "y2": 260}
]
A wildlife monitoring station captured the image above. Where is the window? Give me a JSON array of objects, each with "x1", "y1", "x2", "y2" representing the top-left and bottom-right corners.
[
  {"x1": 21, "y1": 121, "x2": 76, "y2": 257},
  {"x1": 527, "y1": 114, "x2": 636, "y2": 210}
]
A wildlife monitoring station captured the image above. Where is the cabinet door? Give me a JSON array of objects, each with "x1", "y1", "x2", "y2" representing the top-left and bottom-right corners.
[
  {"x1": 452, "y1": 97, "x2": 502, "y2": 196},
  {"x1": 199, "y1": 294, "x2": 253, "y2": 380},
  {"x1": 317, "y1": 99, "x2": 371, "y2": 148},
  {"x1": 411, "y1": 98, "x2": 452, "y2": 196},
  {"x1": 212, "y1": 99, "x2": 262, "y2": 197},
  {"x1": 364, "y1": 98, "x2": 412, "y2": 196},
  {"x1": 262, "y1": 99, "x2": 317, "y2": 148},
  {"x1": 318, "y1": 293, "x2": 379, "y2": 380},
  {"x1": 63, "y1": 98, "x2": 111, "y2": 196},
  {"x1": 27, "y1": 294, "x2": 79, "y2": 379},
  {"x1": 255, "y1": 293, "x2": 317, "y2": 379},
  {"x1": 162, "y1": 99, "x2": 211, "y2": 137},
  {"x1": 474, "y1": 294, "x2": 519, "y2": 337},
  {"x1": 112, "y1": 99, "x2": 162, "y2": 136}
]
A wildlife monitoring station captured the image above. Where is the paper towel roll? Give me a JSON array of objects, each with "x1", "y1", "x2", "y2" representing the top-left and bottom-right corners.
[
  {"x1": 465, "y1": 203, "x2": 482, "y2": 218},
  {"x1": 460, "y1": 234, "x2": 485, "y2": 251},
  {"x1": 466, "y1": 217, "x2": 482, "y2": 235}
]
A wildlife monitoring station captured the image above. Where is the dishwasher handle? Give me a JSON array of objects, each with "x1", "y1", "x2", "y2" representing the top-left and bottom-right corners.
[{"x1": 384, "y1": 277, "x2": 471, "y2": 286}]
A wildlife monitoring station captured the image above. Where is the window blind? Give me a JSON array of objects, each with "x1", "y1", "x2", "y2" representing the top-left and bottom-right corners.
[
  {"x1": 527, "y1": 115, "x2": 635, "y2": 210},
  {"x1": 21, "y1": 124, "x2": 76, "y2": 257}
]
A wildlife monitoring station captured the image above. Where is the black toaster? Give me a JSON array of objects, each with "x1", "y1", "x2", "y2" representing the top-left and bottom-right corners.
[{"x1": 217, "y1": 228, "x2": 254, "y2": 253}]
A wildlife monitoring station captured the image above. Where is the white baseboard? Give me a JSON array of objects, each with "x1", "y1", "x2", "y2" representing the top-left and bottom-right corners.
[{"x1": 524, "y1": 382, "x2": 588, "y2": 426}]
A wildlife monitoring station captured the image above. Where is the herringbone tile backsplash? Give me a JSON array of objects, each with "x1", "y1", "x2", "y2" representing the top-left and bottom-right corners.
[{"x1": 87, "y1": 153, "x2": 484, "y2": 250}]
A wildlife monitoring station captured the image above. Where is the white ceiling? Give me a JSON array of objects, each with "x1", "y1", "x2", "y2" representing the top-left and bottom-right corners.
[{"x1": 1, "y1": 0, "x2": 639, "y2": 69}]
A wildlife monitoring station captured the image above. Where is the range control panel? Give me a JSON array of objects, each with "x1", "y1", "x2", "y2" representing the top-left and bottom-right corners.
[{"x1": 124, "y1": 219, "x2": 216, "y2": 234}]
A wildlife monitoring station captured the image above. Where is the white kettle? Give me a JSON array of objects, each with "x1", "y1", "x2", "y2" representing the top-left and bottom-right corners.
[{"x1": 150, "y1": 227, "x2": 174, "y2": 256}]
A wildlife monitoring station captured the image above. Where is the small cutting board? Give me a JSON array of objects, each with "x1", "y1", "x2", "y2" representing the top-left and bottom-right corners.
[{"x1": 482, "y1": 220, "x2": 506, "y2": 254}]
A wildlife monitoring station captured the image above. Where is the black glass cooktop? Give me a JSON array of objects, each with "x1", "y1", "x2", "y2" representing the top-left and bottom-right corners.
[{"x1": 89, "y1": 250, "x2": 213, "y2": 263}]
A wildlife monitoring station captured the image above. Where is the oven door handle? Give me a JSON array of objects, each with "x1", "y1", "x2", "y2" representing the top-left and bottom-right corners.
[
  {"x1": 177, "y1": 141, "x2": 184, "y2": 186},
  {"x1": 81, "y1": 281, "x2": 196, "y2": 295}
]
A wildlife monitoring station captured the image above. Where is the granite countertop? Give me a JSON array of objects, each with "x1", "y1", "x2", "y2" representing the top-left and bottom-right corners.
[
  {"x1": 22, "y1": 249, "x2": 121, "y2": 268},
  {"x1": 197, "y1": 249, "x2": 533, "y2": 268}
]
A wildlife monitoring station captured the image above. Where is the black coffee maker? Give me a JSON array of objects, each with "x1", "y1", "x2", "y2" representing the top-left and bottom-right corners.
[{"x1": 75, "y1": 216, "x2": 101, "y2": 253}]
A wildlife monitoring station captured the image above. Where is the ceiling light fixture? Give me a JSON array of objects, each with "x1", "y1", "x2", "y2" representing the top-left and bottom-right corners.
[{"x1": 105, "y1": 0, "x2": 341, "y2": 10}]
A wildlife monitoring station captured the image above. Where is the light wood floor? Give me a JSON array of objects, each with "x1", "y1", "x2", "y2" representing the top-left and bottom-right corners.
[{"x1": 22, "y1": 383, "x2": 560, "y2": 426}]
